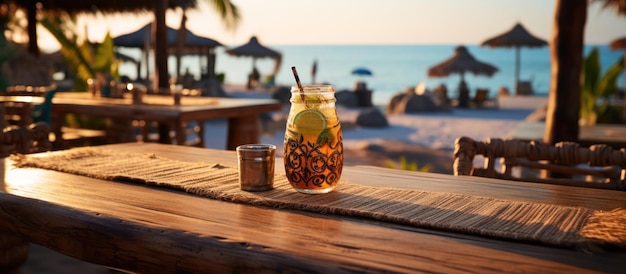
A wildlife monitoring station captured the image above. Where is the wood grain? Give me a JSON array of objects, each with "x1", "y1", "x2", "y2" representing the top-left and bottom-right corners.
[{"x1": 1, "y1": 143, "x2": 625, "y2": 273}]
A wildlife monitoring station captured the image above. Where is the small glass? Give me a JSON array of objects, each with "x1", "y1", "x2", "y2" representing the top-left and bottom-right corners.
[
  {"x1": 237, "y1": 144, "x2": 276, "y2": 192},
  {"x1": 283, "y1": 85, "x2": 343, "y2": 194}
]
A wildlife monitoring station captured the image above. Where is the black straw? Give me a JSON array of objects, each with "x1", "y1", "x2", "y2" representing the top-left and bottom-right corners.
[
  {"x1": 291, "y1": 66, "x2": 304, "y2": 91},
  {"x1": 291, "y1": 66, "x2": 308, "y2": 107}
]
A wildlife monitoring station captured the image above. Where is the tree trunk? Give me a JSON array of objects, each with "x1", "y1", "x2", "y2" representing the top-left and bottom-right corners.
[
  {"x1": 544, "y1": 0, "x2": 587, "y2": 144},
  {"x1": 153, "y1": 0, "x2": 169, "y2": 93},
  {"x1": 26, "y1": 0, "x2": 39, "y2": 57},
  {"x1": 176, "y1": 11, "x2": 187, "y2": 81},
  {"x1": 153, "y1": 0, "x2": 171, "y2": 144}
]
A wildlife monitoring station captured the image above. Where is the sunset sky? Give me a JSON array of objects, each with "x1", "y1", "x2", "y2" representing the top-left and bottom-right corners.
[{"x1": 37, "y1": 0, "x2": 626, "y2": 51}]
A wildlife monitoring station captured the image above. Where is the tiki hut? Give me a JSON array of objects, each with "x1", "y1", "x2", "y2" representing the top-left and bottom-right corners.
[{"x1": 2, "y1": 0, "x2": 198, "y2": 90}]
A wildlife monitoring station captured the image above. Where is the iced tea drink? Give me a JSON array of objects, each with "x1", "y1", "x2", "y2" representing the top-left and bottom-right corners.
[{"x1": 284, "y1": 85, "x2": 343, "y2": 194}]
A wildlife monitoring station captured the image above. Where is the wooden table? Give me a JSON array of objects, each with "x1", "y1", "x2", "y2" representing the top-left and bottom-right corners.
[
  {"x1": 1, "y1": 143, "x2": 624, "y2": 273},
  {"x1": 0, "y1": 92, "x2": 282, "y2": 150},
  {"x1": 510, "y1": 121, "x2": 626, "y2": 149}
]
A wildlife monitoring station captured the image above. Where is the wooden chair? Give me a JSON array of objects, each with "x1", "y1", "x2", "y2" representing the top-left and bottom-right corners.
[
  {"x1": 138, "y1": 92, "x2": 206, "y2": 147},
  {"x1": 0, "y1": 102, "x2": 51, "y2": 274},
  {"x1": 453, "y1": 136, "x2": 626, "y2": 191},
  {"x1": 35, "y1": 90, "x2": 107, "y2": 150},
  {"x1": 2, "y1": 101, "x2": 34, "y2": 127},
  {"x1": 139, "y1": 120, "x2": 204, "y2": 147},
  {"x1": 1, "y1": 102, "x2": 51, "y2": 155}
]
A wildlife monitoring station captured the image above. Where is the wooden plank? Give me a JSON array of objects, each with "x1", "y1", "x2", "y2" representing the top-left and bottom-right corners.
[{"x1": 1, "y1": 143, "x2": 625, "y2": 273}]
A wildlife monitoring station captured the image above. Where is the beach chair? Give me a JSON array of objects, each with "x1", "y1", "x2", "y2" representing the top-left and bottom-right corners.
[
  {"x1": 453, "y1": 136, "x2": 626, "y2": 191},
  {"x1": 473, "y1": 88, "x2": 498, "y2": 108},
  {"x1": 516, "y1": 81, "x2": 533, "y2": 95},
  {"x1": 472, "y1": 89, "x2": 490, "y2": 108}
]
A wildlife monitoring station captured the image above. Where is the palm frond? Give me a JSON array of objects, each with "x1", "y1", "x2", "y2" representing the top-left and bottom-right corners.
[{"x1": 202, "y1": 0, "x2": 241, "y2": 30}]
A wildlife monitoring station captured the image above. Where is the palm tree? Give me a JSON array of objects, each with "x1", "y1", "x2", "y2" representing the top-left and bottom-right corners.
[
  {"x1": 544, "y1": 0, "x2": 625, "y2": 145},
  {"x1": 543, "y1": 0, "x2": 587, "y2": 144},
  {"x1": 597, "y1": 0, "x2": 626, "y2": 14}
]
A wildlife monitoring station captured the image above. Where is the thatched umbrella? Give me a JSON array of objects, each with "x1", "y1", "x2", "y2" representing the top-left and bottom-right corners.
[
  {"x1": 428, "y1": 46, "x2": 498, "y2": 107},
  {"x1": 481, "y1": 22, "x2": 547, "y2": 95},
  {"x1": 113, "y1": 22, "x2": 222, "y2": 80},
  {"x1": 226, "y1": 36, "x2": 282, "y2": 81},
  {"x1": 428, "y1": 46, "x2": 498, "y2": 81}
]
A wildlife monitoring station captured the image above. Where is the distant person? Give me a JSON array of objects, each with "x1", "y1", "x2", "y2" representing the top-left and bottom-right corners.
[{"x1": 247, "y1": 67, "x2": 261, "y2": 90}]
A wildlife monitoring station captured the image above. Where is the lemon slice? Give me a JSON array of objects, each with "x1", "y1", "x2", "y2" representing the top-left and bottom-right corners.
[
  {"x1": 316, "y1": 128, "x2": 335, "y2": 145},
  {"x1": 294, "y1": 109, "x2": 327, "y2": 136}
]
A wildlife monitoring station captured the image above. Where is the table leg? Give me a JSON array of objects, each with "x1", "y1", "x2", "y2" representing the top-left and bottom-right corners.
[
  {"x1": 175, "y1": 122, "x2": 186, "y2": 146},
  {"x1": 106, "y1": 118, "x2": 136, "y2": 143},
  {"x1": 0, "y1": 233, "x2": 29, "y2": 273},
  {"x1": 227, "y1": 115, "x2": 261, "y2": 150},
  {"x1": 51, "y1": 112, "x2": 64, "y2": 149},
  {"x1": 158, "y1": 123, "x2": 171, "y2": 144}
]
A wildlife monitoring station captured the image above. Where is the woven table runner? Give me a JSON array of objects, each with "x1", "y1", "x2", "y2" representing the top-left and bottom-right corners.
[{"x1": 12, "y1": 147, "x2": 626, "y2": 252}]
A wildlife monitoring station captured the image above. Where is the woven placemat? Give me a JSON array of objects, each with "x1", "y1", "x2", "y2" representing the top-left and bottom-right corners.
[{"x1": 12, "y1": 147, "x2": 626, "y2": 252}]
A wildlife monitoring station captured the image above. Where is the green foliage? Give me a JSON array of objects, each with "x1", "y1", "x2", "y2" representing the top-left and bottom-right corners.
[
  {"x1": 40, "y1": 14, "x2": 120, "y2": 129},
  {"x1": 40, "y1": 15, "x2": 120, "y2": 91},
  {"x1": 216, "y1": 72, "x2": 225, "y2": 83},
  {"x1": 384, "y1": 156, "x2": 431, "y2": 172},
  {"x1": 580, "y1": 47, "x2": 624, "y2": 125},
  {"x1": 0, "y1": 33, "x2": 16, "y2": 91},
  {"x1": 0, "y1": 10, "x2": 17, "y2": 91}
]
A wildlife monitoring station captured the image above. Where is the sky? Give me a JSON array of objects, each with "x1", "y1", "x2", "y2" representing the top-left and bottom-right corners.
[{"x1": 36, "y1": 0, "x2": 626, "y2": 52}]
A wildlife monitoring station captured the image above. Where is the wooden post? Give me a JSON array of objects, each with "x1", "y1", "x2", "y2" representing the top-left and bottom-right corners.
[
  {"x1": 153, "y1": 0, "x2": 169, "y2": 93},
  {"x1": 26, "y1": 0, "x2": 39, "y2": 57}
]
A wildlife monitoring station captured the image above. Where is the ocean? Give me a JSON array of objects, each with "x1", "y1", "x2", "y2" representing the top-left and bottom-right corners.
[{"x1": 118, "y1": 44, "x2": 625, "y2": 106}]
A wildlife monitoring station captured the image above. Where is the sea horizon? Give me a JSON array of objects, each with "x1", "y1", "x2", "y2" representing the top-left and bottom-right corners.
[{"x1": 117, "y1": 43, "x2": 625, "y2": 106}]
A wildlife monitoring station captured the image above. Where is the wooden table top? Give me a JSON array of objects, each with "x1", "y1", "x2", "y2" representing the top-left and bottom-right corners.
[
  {"x1": 1, "y1": 143, "x2": 625, "y2": 273},
  {"x1": 0, "y1": 92, "x2": 283, "y2": 121}
]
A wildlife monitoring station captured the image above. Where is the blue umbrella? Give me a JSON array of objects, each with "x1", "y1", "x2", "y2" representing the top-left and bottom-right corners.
[{"x1": 351, "y1": 67, "x2": 373, "y2": 76}]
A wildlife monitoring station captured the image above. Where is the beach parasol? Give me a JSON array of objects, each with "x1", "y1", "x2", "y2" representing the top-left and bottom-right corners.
[
  {"x1": 427, "y1": 46, "x2": 498, "y2": 81},
  {"x1": 428, "y1": 46, "x2": 498, "y2": 107},
  {"x1": 226, "y1": 36, "x2": 282, "y2": 77},
  {"x1": 351, "y1": 67, "x2": 373, "y2": 76},
  {"x1": 481, "y1": 22, "x2": 547, "y2": 95}
]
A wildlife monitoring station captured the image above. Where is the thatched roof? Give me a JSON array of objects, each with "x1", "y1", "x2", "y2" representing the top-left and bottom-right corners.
[
  {"x1": 610, "y1": 36, "x2": 626, "y2": 50},
  {"x1": 1, "y1": 0, "x2": 197, "y2": 14},
  {"x1": 481, "y1": 23, "x2": 547, "y2": 49},
  {"x1": 428, "y1": 46, "x2": 498, "y2": 78},
  {"x1": 226, "y1": 36, "x2": 281, "y2": 59},
  {"x1": 113, "y1": 23, "x2": 222, "y2": 49}
]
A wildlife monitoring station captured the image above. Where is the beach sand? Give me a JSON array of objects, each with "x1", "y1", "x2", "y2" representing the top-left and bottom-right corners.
[{"x1": 15, "y1": 90, "x2": 547, "y2": 273}]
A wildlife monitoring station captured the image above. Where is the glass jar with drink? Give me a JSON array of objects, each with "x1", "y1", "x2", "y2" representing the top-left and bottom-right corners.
[{"x1": 283, "y1": 84, "x2": 343, "y2": 194}]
